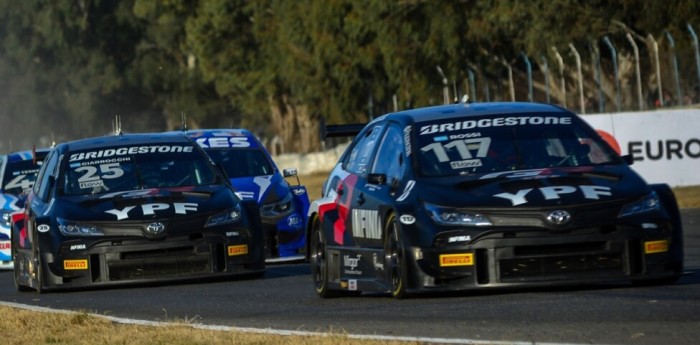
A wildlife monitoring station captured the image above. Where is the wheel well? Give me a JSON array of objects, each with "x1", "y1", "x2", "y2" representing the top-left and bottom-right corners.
[{"x1": 305, "y1": 212, "x2": 318, "y2": 261}]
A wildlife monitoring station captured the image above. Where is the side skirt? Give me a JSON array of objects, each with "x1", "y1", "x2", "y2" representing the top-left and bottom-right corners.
[{"x1": 325, "y1": 246, "x2": 391, "y2": 294}]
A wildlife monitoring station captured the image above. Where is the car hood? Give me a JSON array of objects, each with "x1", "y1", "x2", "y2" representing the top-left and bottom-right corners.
[
  {"x1": 416, "y1": 166, "x2": 650, "y2": 208},
  {"x1": 56, "y1": 185, "x2": 236, "y2": 222},
  {"x1": 229, "y1": 174, "x2": 288, "y2": 205}
]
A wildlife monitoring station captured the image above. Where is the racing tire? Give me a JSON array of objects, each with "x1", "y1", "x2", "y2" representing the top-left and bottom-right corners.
[
  {"x1": 32, "y1": 247, "x2": 45, "y2": 294},
  {"x1": 310, "y1": 216, "x2": 340, "y2": 298},
  {"x1": 385, "y1": 214, "x2": 409, "y2": 299},
  {"x1": 12, "y1": 243, "x2": 32, "y2": 292},
  {"x1": 633, "y1": 184, "x2": 684, "y2": 286}
]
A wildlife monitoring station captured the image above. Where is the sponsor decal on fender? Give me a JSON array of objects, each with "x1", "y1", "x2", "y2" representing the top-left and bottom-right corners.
[
  {"x1": 439, "y1": 253, "x2": 474, "y2": 267},
  {"x1": 228, "y1": 244, "x2": 248, "y2": 256},
  {"x1": 396, "y1": 180, "x2": 415, "y2": 202},
  {"x1": 399, "y1": 214, "x2": 416, "y2": 225},
  {"x1": 64, "y1": 259, "x2": 88, "y2": 270},
  {"x1": 644, "y1": 240, "x2": 669, "y2": 254},
  {"x1": 0, "y1": 241, "x2": 10, "y2": 250}
]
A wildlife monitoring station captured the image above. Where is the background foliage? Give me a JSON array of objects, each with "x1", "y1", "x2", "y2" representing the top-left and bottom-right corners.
[{"x1": 0, "y1": 0, "x2": 698, "y2": 153}]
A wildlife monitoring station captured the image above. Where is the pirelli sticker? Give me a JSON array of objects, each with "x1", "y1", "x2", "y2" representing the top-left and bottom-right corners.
[
  {"x1": 64, "y1": 259, "x2": 88, "y2": 270},
  {"x1": 644, "y1": 240, "x2": 669, "y2": 254},
  {"x1": 228, "y1": 245, "x2": 248, "y2": 256},
  {"x1": 439, "y1": 253, "x2": 474, "y2": 267}
]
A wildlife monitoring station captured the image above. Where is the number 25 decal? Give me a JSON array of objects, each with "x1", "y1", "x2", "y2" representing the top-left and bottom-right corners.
[
  {"x1": 421, "y1": 137, "x2": 492, "y2": 162},
  {"x1": 76, "y1": 163, "x2": 124, "y2": 182}
]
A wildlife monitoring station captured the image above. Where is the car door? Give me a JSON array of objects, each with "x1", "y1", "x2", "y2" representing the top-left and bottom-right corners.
[
  {"x1": 331, "y1": 122, "x2": 386, "y2": 248},
  {"x1": 25, "y1": 149, "x2": 60, "y2": 250},
  {"x1": 347, "y1": 122, "x2": 408, "y2": 248}
]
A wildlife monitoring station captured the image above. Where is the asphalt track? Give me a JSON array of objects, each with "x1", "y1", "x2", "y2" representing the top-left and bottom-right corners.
[{"x1": 1, "y1": 209, "x2": 699, "y2": 345}]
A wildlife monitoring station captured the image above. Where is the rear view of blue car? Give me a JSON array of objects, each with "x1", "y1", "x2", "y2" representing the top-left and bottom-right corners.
[
  {"x1": 188, "y1": 129, "x2": 309, "y2": 262},
  {"x1": 0, "y1": 148, "x2": 48, "y2": 269}
]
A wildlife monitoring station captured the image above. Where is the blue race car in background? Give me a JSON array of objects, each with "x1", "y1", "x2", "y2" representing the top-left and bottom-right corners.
[
  {"x1": 187, "y1": 129, "x2": 309, "y2": 262},
  {"x1": 0, "y1": 148, "x2": 49, "y2": 269}
]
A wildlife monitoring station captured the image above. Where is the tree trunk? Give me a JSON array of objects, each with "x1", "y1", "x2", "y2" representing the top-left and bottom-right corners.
[{"x1": 268, "y1": 94, "x2": 321, "y2": 154}]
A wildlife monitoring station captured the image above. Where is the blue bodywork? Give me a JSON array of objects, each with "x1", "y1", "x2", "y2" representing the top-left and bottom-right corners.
[
  {"x1": 0, "y1": 149, "x2": 46, "y2": 267},
  {"x1": 187, "y1": 129, "x2": 309, "y2": 261}
]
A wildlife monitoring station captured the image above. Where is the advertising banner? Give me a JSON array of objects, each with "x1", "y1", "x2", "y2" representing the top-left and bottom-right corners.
[{"x1": 581, "y1": 109, "x2": 700, "y2": 187}]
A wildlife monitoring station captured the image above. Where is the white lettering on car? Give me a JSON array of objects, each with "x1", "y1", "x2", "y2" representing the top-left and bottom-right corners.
[
  {"x1": 494, "y1": 185, "x2": 613, "y2": 206},
  {"x1": 195, "y1": 137, "x2": 251, "y2": 148},
  {"x1": 396, "y1": 180, "x2": 415, "y2": 202},
  {"x1": 105, "y1": 206, "x2": 136, "y2": 220},
  {"x1": 419, "y1": 117, "x2": 572, "y2": 135},
  {"x1": 421, "y1": 137, "x2": 491, "y2": 164},
  {"x1": 351, "y1": 209, "x2": 382, "y2": 239},
  {"x1": 69, "y1": 145, "x2": 194, "y2": 162},
  {"x1": 481, "y1": 169, "x2": 547, "y2": 180},
  {"x1": 494, "y1": 189, "x2": 533, "y2": 206},
  {"x1": 105, "y1": 203, "x2": 199, "y2": 220}
]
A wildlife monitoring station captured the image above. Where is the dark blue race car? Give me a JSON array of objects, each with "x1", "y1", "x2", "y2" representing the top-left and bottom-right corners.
[
  {"x1": 307, "y1": 101, "x2": 684, "y2": 298},
  {"x1": 12, "y1": 133, "x2": 265, "y2": 292},
  {"x1": 186, "y1": 129, "x2": 309, "y2": 263}
]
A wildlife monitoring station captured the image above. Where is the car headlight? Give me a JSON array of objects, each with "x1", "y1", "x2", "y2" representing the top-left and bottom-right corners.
[
  {"x1": 425, "y1": 203, "x2": 493, "y2": 227},
  {"x1": 260, "y1": 192, "x2": 295, "y2": 219},
  {"x1": 1, "y1": 210, "x2": 12, "y2": 228},
  {"x1": 206, "y1": 206, "x2": 242, "y2": 227},
  {"x1": 57, "y1": 218, "x2": 104, "y2": 236},
  {"x1": 618, "y1": 191, "x2": 661, "y2": 218}
]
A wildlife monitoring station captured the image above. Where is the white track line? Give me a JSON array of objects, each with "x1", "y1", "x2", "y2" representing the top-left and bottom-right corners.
[{"x1": 0, "y1": 301, "x2": 613, "y2": 345}]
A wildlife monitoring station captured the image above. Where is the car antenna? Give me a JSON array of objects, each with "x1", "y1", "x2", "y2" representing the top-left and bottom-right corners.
[
  {"x1": 112, "y1": 115, "x2": 123, "y2": 135},
  {"x1": 181, "y1": 111, "x2": 188, "y2": 132}
]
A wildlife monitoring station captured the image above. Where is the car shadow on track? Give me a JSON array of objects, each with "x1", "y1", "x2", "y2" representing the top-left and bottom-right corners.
[{"x1": 355, "y1": 268, "x2": 699, "y2": 300}]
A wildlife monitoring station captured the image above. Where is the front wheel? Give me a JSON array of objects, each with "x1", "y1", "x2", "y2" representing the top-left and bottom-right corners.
[
  {"x1": 12, "y1": 245, "x2": 32, "y2": 292},
  {"x1": 33, "y1": 250, "x2": 45, "y2": 294},
  {"x1": 310, "y1": 217, "x2": 338, "y2": 298},
  {"x1": 385, "y1": 214, "x2": 409, "y2": 299}
]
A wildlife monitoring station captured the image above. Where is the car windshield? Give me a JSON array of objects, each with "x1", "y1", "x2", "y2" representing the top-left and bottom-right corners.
[
  {"x1": 415, "y1": 113, "x2": 622, "y2": 177},
  {"x1": 205, "y1": 149, "x2": 274, "y2": 178},
  {"x1": 2, "y1": 159, "x2": 42, "y2": 195},
  {"x1": 61, "y1": 144, "x2": 218, "y2": 195}
]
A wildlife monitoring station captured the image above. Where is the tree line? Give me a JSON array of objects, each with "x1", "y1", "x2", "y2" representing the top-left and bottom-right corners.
[{"x1": 1, "y1": 0, "x2": 698, "y2": 153}]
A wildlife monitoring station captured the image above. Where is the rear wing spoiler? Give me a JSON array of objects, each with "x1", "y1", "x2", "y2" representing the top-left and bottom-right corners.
[
  {"x1": 321, "y1": 124, "x2": 366, "y2": 139},
  {"x1": 32, "y1": 146, "x2": 51, "y2": 165}
]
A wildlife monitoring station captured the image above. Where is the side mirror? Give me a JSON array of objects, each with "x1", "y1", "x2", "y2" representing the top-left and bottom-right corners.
[
  {"x1": 283, "y1": 168, "x2": 301, "y2": 185},
  {"x1": 282, "y1": 168, "x2": 298, "y2": 178},
  {"x1": 620, "y1": 154, "x2": 634, "y2": 165}
]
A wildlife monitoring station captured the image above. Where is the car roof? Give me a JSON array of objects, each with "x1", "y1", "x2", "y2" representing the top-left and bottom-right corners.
[
  {"x1": 378, "y1": 101, "x2": 570, "y2": 125},
  {"x1": 4, "y1": 148, "x2": 52, "y2": 163},
  {"x1": 185, "y1": 128, "x2": 255, "y2": 136},
  {"x1": 58, "y1": 132, "x2": 191, "y2": 152}
]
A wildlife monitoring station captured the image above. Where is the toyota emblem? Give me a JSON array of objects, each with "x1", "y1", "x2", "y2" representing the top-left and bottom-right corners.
[
  {"x1": 146, "y1": 222, "x2": 166, "y2": 235},
  {"x1": 546, "y1": 210, "x2": 571, "y2": 225}
]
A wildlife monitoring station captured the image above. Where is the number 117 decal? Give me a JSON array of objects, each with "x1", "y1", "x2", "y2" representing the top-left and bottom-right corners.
[{"x1": 420, "y1": 137, "x2": 491, "y2": 169}]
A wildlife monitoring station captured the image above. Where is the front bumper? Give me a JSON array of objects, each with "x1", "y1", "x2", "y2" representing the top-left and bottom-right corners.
[
  {"x1": 405, "y1": 226, "x2": 681, "y2": 293},
  {"x1": 34, "y1": 228, "x2": 264, "y2": 290}
]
